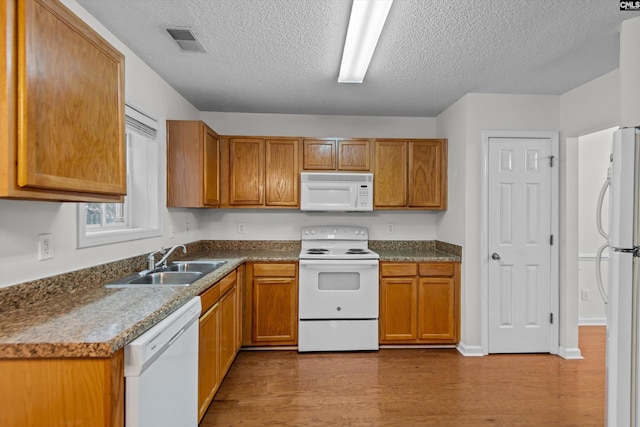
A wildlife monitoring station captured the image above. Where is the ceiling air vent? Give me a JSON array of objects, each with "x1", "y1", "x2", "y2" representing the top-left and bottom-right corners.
[{"x1": 163, "y1": 26, "x2": 207, "y2": 53}]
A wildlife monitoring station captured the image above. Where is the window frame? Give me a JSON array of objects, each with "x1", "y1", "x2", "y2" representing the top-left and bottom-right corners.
[{"x1": 77, "y1": 106, "x2": 162, "y2": 248}]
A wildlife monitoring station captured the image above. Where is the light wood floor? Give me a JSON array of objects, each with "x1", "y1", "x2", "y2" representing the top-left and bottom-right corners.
[{"x1": 200, "y1": 326, "x2": 605, "y2": 426}]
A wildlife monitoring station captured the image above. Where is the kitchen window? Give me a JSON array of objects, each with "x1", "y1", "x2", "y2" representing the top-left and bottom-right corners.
[{"x1": 77, "y1": 104, "x2": 162, "y2": 248}]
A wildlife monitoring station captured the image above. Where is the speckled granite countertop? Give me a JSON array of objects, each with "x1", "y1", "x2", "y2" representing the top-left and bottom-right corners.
[
  {"x1": 0, "y1": 259, "x2": 245, "y2": 359},
  {"x1": 0, "y1": 240, "x2": 459, "y2": 359},
  {"x1": 370, "y1": 240, "x2": 461, "y2": 262}
]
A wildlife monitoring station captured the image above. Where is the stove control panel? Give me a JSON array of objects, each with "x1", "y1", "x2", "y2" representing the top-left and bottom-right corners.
[{"x1": 301, "y1": 225, "x2": 369, "y2": 240}]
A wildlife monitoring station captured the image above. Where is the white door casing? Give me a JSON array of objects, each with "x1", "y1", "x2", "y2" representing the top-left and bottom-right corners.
[{"x1": 482, "y1": 131, "x2": 559, "y2": 355}]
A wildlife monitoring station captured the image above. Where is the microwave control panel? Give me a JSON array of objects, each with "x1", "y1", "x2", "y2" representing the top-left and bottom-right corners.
[{"x1": 358, "y1": 184, "x2": 372, "y2": 208}]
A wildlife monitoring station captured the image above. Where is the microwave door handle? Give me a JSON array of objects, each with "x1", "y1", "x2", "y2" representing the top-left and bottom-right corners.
[{"x1": 352, "y1": 185, "x2": 358, "y2": 209}]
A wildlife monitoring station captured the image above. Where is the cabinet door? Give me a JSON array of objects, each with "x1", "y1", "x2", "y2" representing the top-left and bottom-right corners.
[
  {"x1": 418, "y1": 277, "x2": 455, "y2": 342},
  {"x1": 265, "y1": 139, "x2": 298, "y2": 206},
  {"x1": 252, "y1": 277, "x2": 297, "y2": 344},
  {"x1": 203, "y1": 126, "x2": 220, "y2": 206},
  {"x1": 198, "y1": 303, "x2": 219, "y2": 422},
  {"x1": 302, "y1": 139, "x2": 336, "y2": 170},
  {"x1": 235, "y1": 265, "x2": 245, "y2": 351},
  {"x1": 219, "y1": 285, "x2": 237, "y2": 378},
  {"x1": 338, "y1": 139, "x2": 370, "y2": 171},
  {"x1": 228, "y1": 138, "x2": 264, "y2": 205},
  {"x1": 0, "y1": 349, "x2": 124, "y2": 427},
  {"x1": 17, "y1": 0, "x2": 125, "y2": 196},
  {"x1": 380, "y1": 277, "x2": 418, "y2": 342},
  {"x1": 408, "y1": 139, "x2": 447, "y2": 209},
  {"x1": 167, "y1": 121, "x2": 202, "y2": 207},
  {"x1": 167, "y1": 120, "x2": 220, "y2": 208},
  {"x1": 374, "y1": 140, "x2": 407, "y2": 208}
]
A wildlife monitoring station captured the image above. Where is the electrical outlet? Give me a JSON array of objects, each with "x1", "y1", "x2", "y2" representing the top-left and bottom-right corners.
[
  {"x1": 38, "y1": 234, "x2": 54, "y2": 260},
  {"x1": 237, "y1": 223, "x2": 246, "y2": 234},
  {"x1": 581, "y1": 289, "x2": 590, "y2": 301},
  {"x1": 185, "y1": 222, "x2": 190, "y2": 235},
  {"x1": 169, "y1": 224, "x2": 175, "y2": 239},
  {"x1": 387, "y1": 223, "x2": 395, "y2": 234}
]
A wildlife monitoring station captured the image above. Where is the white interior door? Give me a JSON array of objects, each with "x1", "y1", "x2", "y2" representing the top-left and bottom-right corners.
[{"x1": 488, "y1": 137, "x2": 553, "y2": 353}]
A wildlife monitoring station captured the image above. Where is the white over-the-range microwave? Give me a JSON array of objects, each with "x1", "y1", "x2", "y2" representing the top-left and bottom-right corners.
[{"x1": 300, "y1": 172, "x2": 373, "y2": 211}]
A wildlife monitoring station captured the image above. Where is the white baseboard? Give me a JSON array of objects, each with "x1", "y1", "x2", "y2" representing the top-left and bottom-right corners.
[
  {"x1": 456, "y1": 342, "x2": 485, "y2": 357},
  {"x1": 579, "y1": 317, "x2": 607, "y2": 326},
  {"x1": 558, "y1": 346, "x2": 584, "y2": 360}
]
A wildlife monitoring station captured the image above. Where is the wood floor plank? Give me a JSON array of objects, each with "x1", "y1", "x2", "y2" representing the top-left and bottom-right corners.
[{"x1": 200, "y1": 326, "x2": 605, "y2": 426}]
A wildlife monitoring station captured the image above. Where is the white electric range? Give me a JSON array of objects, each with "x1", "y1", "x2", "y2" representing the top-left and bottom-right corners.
[{"x1": 298, "y1": 225, "x2": 379, "y2": 352}]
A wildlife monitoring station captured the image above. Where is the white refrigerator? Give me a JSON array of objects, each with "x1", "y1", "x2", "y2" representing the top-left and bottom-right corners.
[{"x1": 606, "y1": 126, "x2": 640, "y2": 426}]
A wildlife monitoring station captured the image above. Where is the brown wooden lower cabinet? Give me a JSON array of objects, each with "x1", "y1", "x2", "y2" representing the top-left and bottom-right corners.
[
  {"x1": 198, "y1": 300, "x2": 219, "y2": 420},
  {"x1": 219, "y1": 284, "x2": 238, "y2": 376},
  {"x1": 0, "y1": 349, "x2": 125, "y2": 427},
  {"x1": 198, "y1": 268, "x2": 241, "y2": 422},
  {"x1": 243, "y1": 262, "x2": 298, "y2": 346},
  {"x1": 379, "y1": 261, "x2": 460, "y2": 344},
  {"x1": 0, "y1": 268, "x2": 244, "y2": 426}
]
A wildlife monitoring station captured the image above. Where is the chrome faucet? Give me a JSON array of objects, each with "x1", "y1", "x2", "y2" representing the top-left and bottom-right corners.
[
  {"x1": 146, "y1": 248, "x2": 167, "y2": 271},
  {"x1": 155, "y1": 244, "x2": 187, "y2": 269}
]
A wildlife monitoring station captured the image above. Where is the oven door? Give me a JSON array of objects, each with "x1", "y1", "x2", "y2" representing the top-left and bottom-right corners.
[{"x1": 298, "y1": 259, "x2": 379, "y2": 319}]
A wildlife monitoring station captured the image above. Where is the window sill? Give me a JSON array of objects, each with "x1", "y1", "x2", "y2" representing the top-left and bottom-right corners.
[{"x1": 78, "y1": 226, "x2": 161, "y2": 249}]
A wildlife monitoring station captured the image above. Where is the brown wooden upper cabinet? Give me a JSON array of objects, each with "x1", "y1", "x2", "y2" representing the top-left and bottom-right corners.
[
  {"x1": 1, "y1": 0, "x2": 126, "y2": 202},
  {"x1": 221, "y1": 137, "x2": 299, "y2": 208},
  {"x1": 302, "y1": 139, "x2": 371, "y2": 171},
  {"x1": 374, "y1": 139, "x2": 447, "y2": 210},
  {"x1": 167, "y1": 121, "x2": 220, "y2": 208}
]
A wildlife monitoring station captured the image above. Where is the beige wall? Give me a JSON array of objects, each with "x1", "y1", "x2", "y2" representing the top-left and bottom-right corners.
[
  {"x1": 620, "y1": 17, "x2": 640, "y2": 128},
  {"x1": 436, "y1": 94, "x2": 562, "y2": 353},
  {"x1": 577, "y1": 127, "x2": 616, "y2": 324}
]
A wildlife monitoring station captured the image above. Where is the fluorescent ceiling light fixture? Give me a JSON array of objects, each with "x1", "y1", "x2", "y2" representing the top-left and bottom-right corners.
[{"x1": 338, "y1": 0, "x2": 393, "y2": 83}]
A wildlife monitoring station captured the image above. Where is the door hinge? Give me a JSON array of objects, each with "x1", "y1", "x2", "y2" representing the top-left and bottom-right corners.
[
  {"x1": 549, "y1": 155, "x2": 555, "y2": 167},
  {"x1": 550, "y1": 234, "x2": 554, "y2": 245},
  {"x1": 550, "y1": 313, "x2": 554, "y2": 324}
]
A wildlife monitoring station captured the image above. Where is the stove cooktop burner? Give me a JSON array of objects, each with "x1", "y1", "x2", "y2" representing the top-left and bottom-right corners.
[
  {"x1": 306, "y1": 248, "x2": 330, "y2": 254},
  {"x1": 346, "y1": 248, "x2": 370, "y2": 254}
]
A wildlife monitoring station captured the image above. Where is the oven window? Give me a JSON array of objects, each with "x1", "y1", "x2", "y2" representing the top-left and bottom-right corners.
[{"x1": 318, "y1": 272, "x2": 360, "y2": 290}]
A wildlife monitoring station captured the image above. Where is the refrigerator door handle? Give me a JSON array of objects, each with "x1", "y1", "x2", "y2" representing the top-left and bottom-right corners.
[
  {"x1": 596, "y1": 172, "x2": 611, "y2": 239},
  {"x1": 595, "y1": 242, "x2": 609, "y2": 304}
]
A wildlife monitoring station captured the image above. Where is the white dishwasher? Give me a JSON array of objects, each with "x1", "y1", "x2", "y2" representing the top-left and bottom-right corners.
[{"x1": 125, "y1": 297, "x2": 201, "y2": 427}]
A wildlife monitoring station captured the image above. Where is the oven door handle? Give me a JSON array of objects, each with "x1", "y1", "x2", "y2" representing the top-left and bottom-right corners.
[{"x1": 299, "y1": 259, "x2": 379, "y2": 268}]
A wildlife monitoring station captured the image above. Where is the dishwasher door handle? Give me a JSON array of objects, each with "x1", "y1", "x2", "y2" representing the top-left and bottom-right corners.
[{"x1": 167, "y1": 327, "x2": 186, "y2": 348}]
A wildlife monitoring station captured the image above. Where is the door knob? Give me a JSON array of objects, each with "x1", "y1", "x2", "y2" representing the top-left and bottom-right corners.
[{"x1": 491, "y1": 252, "x2": 501, "y2": 260}]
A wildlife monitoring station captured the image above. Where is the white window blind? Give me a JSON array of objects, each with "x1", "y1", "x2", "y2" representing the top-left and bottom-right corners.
[{"x1": 125, "y1": 104, "x2": 158, "y2": 139}]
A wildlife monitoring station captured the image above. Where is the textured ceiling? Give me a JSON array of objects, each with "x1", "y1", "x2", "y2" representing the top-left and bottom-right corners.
[{"x1": 75, "y1": 0, "x2": 640, "y2": 117}]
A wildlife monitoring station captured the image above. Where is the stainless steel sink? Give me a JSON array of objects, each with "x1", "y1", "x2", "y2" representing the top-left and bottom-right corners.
[
  {"x1": 105, "y1": 260, "x2": 226, "y2": 288},
  {"x1": 129, "y1": 271, "x2": 204, "y2": 286},
  {"x1": 166, "y1": 260, "x2": 226, "y2": 274}
]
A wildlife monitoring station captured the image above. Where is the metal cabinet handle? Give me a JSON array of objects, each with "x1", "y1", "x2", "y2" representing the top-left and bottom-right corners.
[{"x1": 491, "y1": 252, "x2": 501, "y2": 260}]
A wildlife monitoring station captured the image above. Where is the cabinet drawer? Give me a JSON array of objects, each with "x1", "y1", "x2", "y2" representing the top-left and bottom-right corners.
[
  {"x1": 381, "y1": 263, "x2": 417, "y2": 277},
  {"x1": 252, "y1": 263, "x2": 296, "y2": 277},
  {"x1": 200, "y1": 282, "x2": 220, "y2": 313},
  {"x1": 220, "y1": 271, "x2": 237, "y2": 295},
  {"x1": 418, "y1": 263, "x2": 454, "y2": 277}
]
